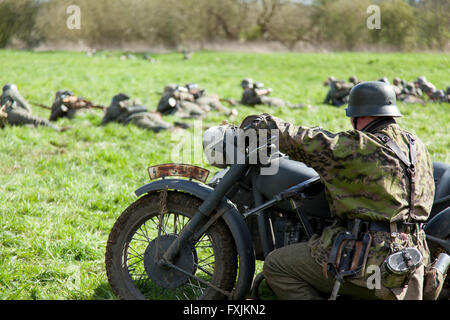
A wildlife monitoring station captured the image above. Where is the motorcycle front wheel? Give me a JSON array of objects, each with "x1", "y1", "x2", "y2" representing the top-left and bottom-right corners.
[{"x1": 105, "y1": 191, "x2": 238, "y2": 300}]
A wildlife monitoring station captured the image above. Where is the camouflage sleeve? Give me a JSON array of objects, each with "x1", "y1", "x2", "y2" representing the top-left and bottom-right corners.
[{"x1": 270, "y1": 116, "x2": 361, "y2": 176}]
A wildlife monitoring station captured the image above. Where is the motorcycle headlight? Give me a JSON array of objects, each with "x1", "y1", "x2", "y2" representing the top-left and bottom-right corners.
[{"x1": 203, "y1": 125, "x2": 240, "y2": 168}]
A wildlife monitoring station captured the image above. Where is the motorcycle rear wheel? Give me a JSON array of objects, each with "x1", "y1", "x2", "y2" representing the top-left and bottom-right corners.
[{"x1": 105, "y1": 191, "x2": 238, "y2": 300}]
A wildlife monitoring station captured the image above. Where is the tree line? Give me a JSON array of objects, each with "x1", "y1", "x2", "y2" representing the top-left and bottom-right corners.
[{"x1": 0, "y1": 0, "x2": 448, "y2": 51}]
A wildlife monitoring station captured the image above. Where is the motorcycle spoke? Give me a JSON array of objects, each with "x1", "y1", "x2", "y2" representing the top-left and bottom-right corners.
[{"x1": 122, "y1": 210, "x2": 227, "y2": 300}]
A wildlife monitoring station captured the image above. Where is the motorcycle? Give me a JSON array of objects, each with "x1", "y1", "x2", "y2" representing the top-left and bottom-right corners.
[{"x1": 105, "y1": 121, "x2": 450, "y2": 300}]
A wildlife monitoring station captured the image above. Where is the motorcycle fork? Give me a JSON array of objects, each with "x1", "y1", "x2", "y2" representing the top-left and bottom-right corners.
[
  {"x1": 160, "y1": 163, "x2": 249, "y2": 264},
  {"x1": 251, "y1": 174, "x2": 275, "y2": 258}
]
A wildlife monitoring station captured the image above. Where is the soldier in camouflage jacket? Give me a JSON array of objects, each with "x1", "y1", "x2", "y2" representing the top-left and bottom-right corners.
[{"x1": 263, "y1": 81, "x2": 435, "y2": 300}]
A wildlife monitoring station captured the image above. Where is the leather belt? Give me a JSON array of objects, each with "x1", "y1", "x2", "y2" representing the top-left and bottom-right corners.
[{"x1": 346, "y1": 220, "x2": 419, "y2": 234}]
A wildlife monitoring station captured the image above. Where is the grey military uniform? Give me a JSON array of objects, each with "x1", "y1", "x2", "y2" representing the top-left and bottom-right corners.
[
  {"x1": 431, "y1": 90, "x2": 449, "y2": 103},
  {"x1": 102, "y1": 93, "x2": 171, "y2": 132},
  {"x1": 1, "y1": 84, "x2": 59, "y2": 130},
  {"x1": 241, "y1": 87, "x2": 301, "y2": 108},
  {"x1": 157, "y1": 87, "x2": 206, "y2": 119},
  {"x1": 398, "y1": 82, "x2": 424, "y2": 104},
  {"x1": 323, "y1": 80, "x2": 353, "y2": 107}
]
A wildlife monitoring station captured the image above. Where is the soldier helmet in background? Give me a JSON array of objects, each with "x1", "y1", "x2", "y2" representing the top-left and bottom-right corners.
[
  {"x1": 241, "y1": 78, "x2": 253, "y2": 89},
  {"x1": 346, "y1": 81, "x2": 401, "y2": 118},
  {"x1": 185, "y1": 83, "x2": 199, "y2": 91},
  {"x1": 393, "y1": 77, "x2": 401, "y2": 85},
  {"x1": 324, "y1": 76, "x2": 335, "y2": 86},
  {"x1": 164, "y1": 84, "x2": 177, "y2": 93},
  {"x1": 416, "y1": 76, "x2": 427, "y2": 84},
  {"x1": 406, "y1": 82, "x2": 414, "y2": 90},
  {"x1": 112, "y1": 93, "x2": 130, "y2": 103},
  {"x1": 176, "y1": 85, "x2": 188, "y2": 93},
  {"x1": 2, "y1": 84, "x2": 18, "y2": 93},
  {"x1": 433, "y1": 90, "x2": 445, "y2": 99},
  {"x1": 377, "y1": 77, "x2": 390, "y2": 84},
  {"x1": 349, "y1": 76, "x2": 358, "y2": 84},
  {"x1": 55, "y1": 90, "x2": 74, "y2": 99}
]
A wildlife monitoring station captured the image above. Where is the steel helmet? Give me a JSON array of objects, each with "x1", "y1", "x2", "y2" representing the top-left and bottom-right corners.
[
  {"x1": 164, "y1": 84, "x2": 177, "y2": 93},
  {"x1": 55, "y1": 90, "x2": 74, "y2": 99},
  {"x1": 417, "y1": 76, "x2": 427, "y2": 84},
  {"x1": 185, "y1": 83, "x2": 199, "y2": 91},
  {"x1": 241, "y1": 78, "x2": 253, "y2": 89},
  {"x1": 112, "y1": 93, "x2": 130, "y2": 103},
  {"x1": 346, "y1": 81, "x2": 401, "y2": 118}
]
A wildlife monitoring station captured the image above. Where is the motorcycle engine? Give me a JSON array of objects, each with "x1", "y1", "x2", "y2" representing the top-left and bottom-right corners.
[{"x1": 273, "y1": 214, "x2": 304, "y2": 248}]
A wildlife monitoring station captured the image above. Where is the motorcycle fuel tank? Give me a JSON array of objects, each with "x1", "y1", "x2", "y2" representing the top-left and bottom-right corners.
[{"x1": 254, "y1": 157, "x2": 332, "y2": 218}]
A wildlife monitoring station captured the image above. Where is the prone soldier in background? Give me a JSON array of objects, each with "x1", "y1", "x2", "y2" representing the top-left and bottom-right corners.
[
  {"x1": 49, "y1": 90, "x2": 105, "y2": 122},
  {"x1": 392, "y1": 77, "x2": 405, "y2": 98},
  {"x1": 102, "y1": 93, "x2": 187, "y2": 132},
  {"x1": 413, "y1": 76, "x2": 449, "y2": 103},
  {"x1": 431, "y1": 89, "x2": 450, "y2": 103},
  {"x1": 185, "y1": 83, "x2": 238, "y2": 118},
  {"x1": 415, "y1": 76, "x2": 436, "y2": 99},
  {"x1": 1, "y1": 84, "x2": 63, "y2": 131},
  {"x1": 323, "y1": 76, "x2": 354, "y2": 107},
  {"x1": 240, "y1": 78, "x2": 304, "y2": 109},
  {"x1": 157, "y1": 84, "x2": 206, "y2": 119},
  {"x1": 398, "y1": 82, "x2": 425, "y2": 104}
]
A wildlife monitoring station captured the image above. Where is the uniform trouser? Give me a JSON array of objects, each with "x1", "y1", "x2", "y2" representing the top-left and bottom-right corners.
[
  {"x1": 128, "y1": 114, "x2": 172, "y2": 132},
  {"x1": 263, "y1": 242, "x2": 389, "y2": 300},
  {"x1": 260, "y1": 96, "x2": 286, "y2": 108},
  {"x1": 174, "y1": 101, "x2": 205, "y2": 119},
  {"x1": 196, "y1": 96, "x2": 230, "y2": 114},
  {"x1": 7, "y1": 108, "x2": 58, "y2": 129}
]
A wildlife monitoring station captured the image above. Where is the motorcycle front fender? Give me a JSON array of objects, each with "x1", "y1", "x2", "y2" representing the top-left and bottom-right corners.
[{"x1": 135, "y1": 178, "x2": 255, "y2": 300}]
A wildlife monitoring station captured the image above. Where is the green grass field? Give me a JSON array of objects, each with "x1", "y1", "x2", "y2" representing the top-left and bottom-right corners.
[{"x1": 0, "y1": 50, "x2": 449, "y2": 299}]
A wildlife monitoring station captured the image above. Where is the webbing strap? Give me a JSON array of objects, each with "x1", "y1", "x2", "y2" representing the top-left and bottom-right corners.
[{"x1": 375, "y1": 132, "x2": 417, "y2": 221}]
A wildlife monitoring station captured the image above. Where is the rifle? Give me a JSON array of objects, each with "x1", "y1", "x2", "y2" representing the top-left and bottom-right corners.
[
  {"x1": 32, "y1": 98, "x2": 105, "y2": 111},
  {"x1": 254, "y1": 88, "x2": 272, "y2": 97},
  {"x1": 61, "y1": 96, "x2": 105, "y2": 111},
  {"x1": 31, "y1": 102, "x2": 52, "y2": 110}
]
